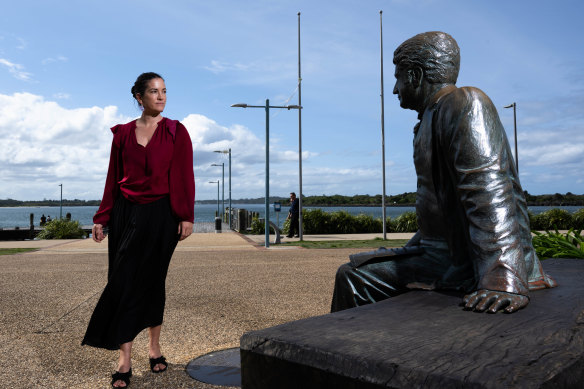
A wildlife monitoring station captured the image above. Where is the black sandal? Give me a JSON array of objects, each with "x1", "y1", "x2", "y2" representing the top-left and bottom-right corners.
[
  {"x1": 149, "y1": 355, "x2": 168, "y2": 373},
  {"x1": 111, "y1": 368, "x2": 132, "y2": 387}
]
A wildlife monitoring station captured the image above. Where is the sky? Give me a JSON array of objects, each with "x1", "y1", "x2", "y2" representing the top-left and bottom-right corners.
[{"x1": 1, "y1": 0, "x2": 583, "y2": 201}]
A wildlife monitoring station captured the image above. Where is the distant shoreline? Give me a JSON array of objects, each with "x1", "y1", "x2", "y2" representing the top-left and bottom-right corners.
[
  {"x1": 3, "y1": 203, "x2": 583, "y2": 207},
  {"x1": 2, "y1": 191, "x2": 583, "y2": 208}
]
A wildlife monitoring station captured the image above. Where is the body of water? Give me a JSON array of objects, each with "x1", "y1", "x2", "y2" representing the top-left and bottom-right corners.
[{"x1": 0, "y1": 204, "x2": 582, "y2": 229}]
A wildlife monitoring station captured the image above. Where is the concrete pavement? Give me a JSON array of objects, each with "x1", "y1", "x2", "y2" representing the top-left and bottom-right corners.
[
  {"x1": 0, "y1": 231, "x2": 399, "y2": 388},
  {"x1": 240, "y1": 231, "x2": 414, "y2": 246}
]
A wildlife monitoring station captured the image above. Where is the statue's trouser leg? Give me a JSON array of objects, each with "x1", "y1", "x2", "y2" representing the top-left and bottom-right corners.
[{"x1": 330, "y1": 249, "x2": 451, "y2": 312}]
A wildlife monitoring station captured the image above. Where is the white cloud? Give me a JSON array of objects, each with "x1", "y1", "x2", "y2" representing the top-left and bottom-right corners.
[
  {"x1": 42, "y1": 55, "x2": 68, "y2": 65},
  {"x1": 53, "y1": 93, "x2": 71, "y2": 99},
  {"x1": 0, "y1": 94, "x2": 317, "y2": 200},
  {"x1": 1, "y1": 88, "x2": 579, "y2": 202},
  {"x1": 0, "y1": 93, "x2": 130, "y2": 200},
  {"x1": 203, "y1": 60, "x2": 253, "y2": 74},
  {"x1": 16, "y1": 37, "x2": 27, "y2": 50},
  {"x1": 202, "y1": 58, "x2": 296, "y2": 87},
  {"x1": 278, "y1": 150, "x2": 318, "y2": 162},
  {"x1": 0, "y1": 58, "x2": 32, "y2": 81}
]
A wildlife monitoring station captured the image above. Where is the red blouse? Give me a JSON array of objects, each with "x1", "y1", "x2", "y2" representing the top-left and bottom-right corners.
[{"x1": 93, "y1": 118, "x2": 195, "y2": 227}]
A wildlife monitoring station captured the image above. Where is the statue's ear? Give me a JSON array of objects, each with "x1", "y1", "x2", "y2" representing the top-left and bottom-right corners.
[{"x1": 408, "y1": 67, "x2": 423, "y2": 88}]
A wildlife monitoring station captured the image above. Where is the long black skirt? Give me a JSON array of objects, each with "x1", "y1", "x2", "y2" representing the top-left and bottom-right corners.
[{"x1": 82, "y1": 196, "x2": 179, "y2": 350}]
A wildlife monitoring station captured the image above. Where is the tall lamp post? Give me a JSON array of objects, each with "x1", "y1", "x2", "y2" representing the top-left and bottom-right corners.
[
  {"x1": 209, "y1": 180, "x2": 220, "y2": 216},
  {"x1": 504, "y1": 102, "x2": 519, "y2": 173},
  {"x1": 59, "y1": 183, "x2": 63, "y2": 219},
  {"x1": 214, "y1": 149, "x2": 232, "y2": 229},
  {"x1": 231, "y1": 100, "x2": 302, "y2": 248},
  {"x1": 211, "y1": 163, "x2": 225, "y2": 220}
]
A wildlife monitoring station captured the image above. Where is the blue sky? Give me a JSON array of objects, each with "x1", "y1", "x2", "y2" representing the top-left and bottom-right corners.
[{"x1": 1, "y1": 0, "x2": 582, "y2": 201}]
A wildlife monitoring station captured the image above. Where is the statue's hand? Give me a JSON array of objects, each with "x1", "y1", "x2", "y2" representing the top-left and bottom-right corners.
[
  {"x1": 405, "y1": 230, "x2": 422, "y2": 247},
  {"x1": 462, "y1": 289, "x2": 529, "y2": 313}
]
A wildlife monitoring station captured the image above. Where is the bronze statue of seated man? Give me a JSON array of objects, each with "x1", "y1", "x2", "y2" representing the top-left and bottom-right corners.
[{"x1": 331, "y1": 31, "x2": 556, "y2": 314}]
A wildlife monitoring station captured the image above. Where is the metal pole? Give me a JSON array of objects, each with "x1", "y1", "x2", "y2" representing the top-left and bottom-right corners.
[
  {"x1": 298, "y1": 11, "x2": 304, "y2": 241},
  {"x1": 380, "y1": 10, "x2": 387, "y2": 240},
  {"x1": 216, "y1": 181, "x2": 220, "y2": 216},
  {"x1": 217, "y1": 180, "x2": 221, "y2": 216},
  {"x1": 231, "y1": 102, "x2": 298, "y2": 242},
  {"x1": 505, "y1": 102, "x2": 519, "y2": 174},
  {"x1": 265, "y1": 99, "x2": 270, "y2": 248},
  {"x1": 59, "y1": 183, "x2": 63, "y2": 219},
  {"x1": 229, "y1": 148, "x2": 232, "y2": 229},
  {"x1": 513, "y1": 102, "x2": 518, "y2": 173},
  {"x1": 221, "y1": 163, "x2": 225, "y2": 220}
]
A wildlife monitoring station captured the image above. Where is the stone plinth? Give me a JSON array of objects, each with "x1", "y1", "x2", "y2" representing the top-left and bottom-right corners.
[{"x1": 240, "y1": 258, "x2": 584, "y2": 388}]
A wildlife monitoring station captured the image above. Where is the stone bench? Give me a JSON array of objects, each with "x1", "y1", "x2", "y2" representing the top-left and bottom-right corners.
[{"x1": 240, "y1": 258, "x2": 584, "y2": 388}]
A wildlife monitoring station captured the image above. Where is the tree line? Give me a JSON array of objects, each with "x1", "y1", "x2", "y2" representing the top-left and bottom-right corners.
[
  {"x1": 0, "y1": 199, "x2": 101, "y2": 207},
  {"x1": 2, "y1": 191, "x2": 582, "y2": 207},
  {"x1": 196, "y1": 191, "x2": 583, "y2": 206}
]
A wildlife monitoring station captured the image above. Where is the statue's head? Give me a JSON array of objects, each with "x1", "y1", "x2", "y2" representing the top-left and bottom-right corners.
[
  {"x1": 393, "y1": 32, "x2": 460, "y2": 112},
  {"x1": 394, "y1": 31, "x2": 460, "y2": 84}
]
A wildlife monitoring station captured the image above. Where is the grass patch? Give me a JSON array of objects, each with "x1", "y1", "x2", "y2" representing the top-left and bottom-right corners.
[
  {"x1": 280, "y1": 238, "x2": 410, "y2": 249},
  {"x1": 0, "y1": 248, "x2": 38, "y2": 255}
]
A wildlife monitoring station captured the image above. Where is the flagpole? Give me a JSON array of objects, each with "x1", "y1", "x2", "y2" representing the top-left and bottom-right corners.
[
  {"x1": 380, "y1": 10, "x2": 387, "y2": 240},
  {"x1": 297, "y1": 11, "x2": 304, "y2": 241}
]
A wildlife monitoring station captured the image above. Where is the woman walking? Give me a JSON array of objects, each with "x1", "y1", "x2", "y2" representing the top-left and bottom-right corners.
[{"x1": 82, "y1": 72, "x2": 195, "y2": 388}]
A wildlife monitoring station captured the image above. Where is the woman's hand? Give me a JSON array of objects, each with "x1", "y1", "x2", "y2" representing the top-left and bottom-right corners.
[
  {"x1": 178, "y1": 221, "x2": 193, "y2": 241},
  {"x1": 92, "y1": 224, "x2": 106, "y2": 243}
]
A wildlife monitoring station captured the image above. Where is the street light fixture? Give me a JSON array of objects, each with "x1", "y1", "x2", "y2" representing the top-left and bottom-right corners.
[
  {"x1": 504, "y1": 102, "x2": 519, "y2": 173},
  {"x1": 211, "y1": 163, "x2": 225, "y2": 221},
  {"x1": 214, "y1": 149, "x2": 232, "y2": 229},
  {"x1": 208, "y1": 180, "x2": 220, "y2": 217},
  {"x1": 231, "y1": 99, "x2": 302, "y2": 248}
]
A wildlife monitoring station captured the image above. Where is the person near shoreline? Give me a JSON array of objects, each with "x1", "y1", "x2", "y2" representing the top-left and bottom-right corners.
[
  {"x1": 82, "y1": 72, "x2": 195, "y2": 388},
  {"x1": 331, "y1": 31, "x2": 556, "y2": 314},
  {"x1": 286, "y1": 192, "x2": 300, "y2": 238}
]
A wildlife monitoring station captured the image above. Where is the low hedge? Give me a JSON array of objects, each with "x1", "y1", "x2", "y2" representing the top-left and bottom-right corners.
[
  {"x1": 249, "y1": 208, "x2": 584, "y2": 235},
  {"x1": 37, "y1": 218, "x2": 85, "y2": 239},
  {"x1": 279, "y1": 209, "x2": 417, "y2": 235},
  {"x1": 529, "y1": 208, "x2": 584, "y2": 230}
]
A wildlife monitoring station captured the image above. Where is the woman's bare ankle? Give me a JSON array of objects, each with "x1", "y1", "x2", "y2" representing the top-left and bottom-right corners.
[{"x1": 117, "y1": 361, "x2": 131, "y2": 373}]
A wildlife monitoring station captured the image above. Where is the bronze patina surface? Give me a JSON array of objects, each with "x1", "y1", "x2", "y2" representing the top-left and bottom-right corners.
[{"x1": 331, "y1": 32, "x2": 556, "y2": 314}]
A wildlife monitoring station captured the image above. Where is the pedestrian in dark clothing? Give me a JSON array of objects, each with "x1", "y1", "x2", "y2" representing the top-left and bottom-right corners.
[{"x1": 286, "y1": 192, "x2": 299, "y2": 238}]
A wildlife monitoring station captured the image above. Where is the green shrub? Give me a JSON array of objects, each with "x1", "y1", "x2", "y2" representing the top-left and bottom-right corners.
[
  {"x1": 300, "y1": 209, "x2": 401, "y2": 234},
  {"x1": 354, "y1": 213, "x2": 383, "y2": 233},
  {"x1": 330, "y1": 210, "x2": 358, "y2": 234},
  {"x1": 282, "y1": 219, "x2": 291, "y2": 235},
  {"x1": 249, "y1": 217, "x2": 276, "y2": 235},
  {"x1": 573, "y1": 208, "x2": 584, "y2": 229},
  {"x1": 532, "y1": 229, "x2": 584, "y2": 259},
  {"x1": 528, "y1": 211, "x2": 537, "y2": 230},
  {"x1": 391, "y1": 211, "x2": 418, "y2": 232},
  {"x1": 302, "y1": 209, "x2": 330, "y2": 234},
  {"x1": 37, "y1": 218, "x2": 85, "y2": 239},
  {"x1": 531, "y1": 209, "x2": 574, "y2": 230}
]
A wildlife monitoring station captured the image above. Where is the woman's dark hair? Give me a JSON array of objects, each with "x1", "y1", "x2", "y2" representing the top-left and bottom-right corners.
[{"x1": 131, "y1": 72, "x2": 164, "y2": 106}]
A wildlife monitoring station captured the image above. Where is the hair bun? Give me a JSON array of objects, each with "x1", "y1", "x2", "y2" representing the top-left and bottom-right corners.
[{"x1": 131, "y1": 72, "x2": 164, "y2": 107}]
